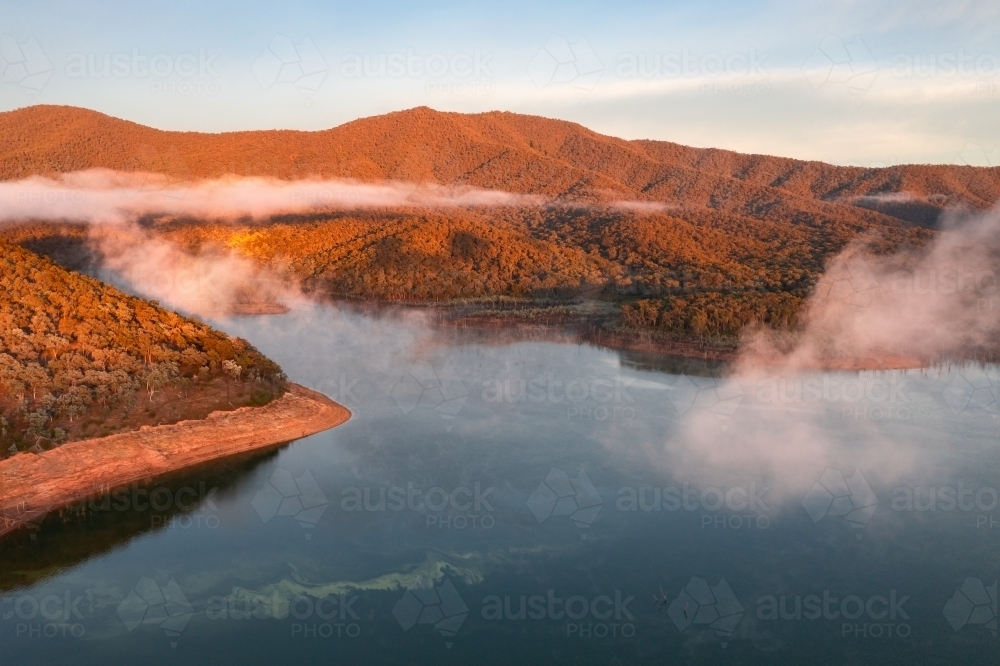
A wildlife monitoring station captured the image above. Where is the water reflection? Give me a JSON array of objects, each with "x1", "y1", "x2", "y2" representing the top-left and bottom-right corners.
[
  {"x1": 0, "y1": 448, "x2": 285, "y2": 592},
  {"x1": 3, "y1": 304, "x2": 997, "y2": 665}
]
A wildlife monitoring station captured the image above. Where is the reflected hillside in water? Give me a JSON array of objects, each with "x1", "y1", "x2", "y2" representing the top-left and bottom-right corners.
[
  {"x1": 616, "y1": 348, "x2": 729, "y2": 377},
  {"x1": 317, "y1": 300, "x2": 734, "y2": 378},
  {"x1": 0, "y1": 447, "x2": 286, "y2": 592},
  {"x1": 2, "y1": 301, "x2": 999, "y2": 665}
]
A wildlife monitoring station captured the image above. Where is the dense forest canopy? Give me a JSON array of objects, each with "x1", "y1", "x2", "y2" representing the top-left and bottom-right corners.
[
  {"x1": 2, "y1": 189, "x2": 933, "y2": 344},
  {"x1": 131, "y1": 198, "x2": 930, "y2": 339},
  {"x1": 0, "y1": 240, "x2": 285, "y2": 455}
]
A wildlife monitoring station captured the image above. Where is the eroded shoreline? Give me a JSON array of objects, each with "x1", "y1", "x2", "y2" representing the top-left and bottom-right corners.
[{"x1": 0, "y1": 384, "x2": 350, "y2": 539}]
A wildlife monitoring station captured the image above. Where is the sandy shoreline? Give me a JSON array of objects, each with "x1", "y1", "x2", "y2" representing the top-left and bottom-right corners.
[{"x1": 0, "y1": 384, "x2": 350, "y2": 540}]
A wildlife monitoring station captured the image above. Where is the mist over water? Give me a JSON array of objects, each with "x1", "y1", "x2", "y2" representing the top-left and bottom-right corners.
[
  {"x1": 0, "y1": 169, "x2": 549, "y2": 316},
  {"x1": 208, "y1": 300, "x2": 989, "y2": 505},
  {"x1": 3, "y1": 297, "x2": 998, "y2": 664},
  {"x1": 2, "y1": 175, "x2": 1000, "y2": 664},
  {"x1": 0, "y1": 169, "x2": 631, "y2": 316},
  {"x1": 7, "y1": 172, "x2": 996, "y2": 496},
  {"x1": 744, "y1": 205, "x2": 1000, "y2": 368},
  {"x1": 89, "y1": 223, "x2": 307, "y2": 318},
  {"x1": 650, "y1": 205, "x2": 1000, "y2": 498}
]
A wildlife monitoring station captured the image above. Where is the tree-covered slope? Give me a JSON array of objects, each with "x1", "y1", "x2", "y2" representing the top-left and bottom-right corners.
[{"x1": 0, "y1": 241, "x2": 286, "y2": 456}]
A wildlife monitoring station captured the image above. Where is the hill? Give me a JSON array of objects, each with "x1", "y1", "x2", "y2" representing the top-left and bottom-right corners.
[
  {"x1": 0, "y1": 240, "x2": 286, "y2": 456},
  {"x1": 2, "y1": 105, "x2": 998, "y2": 219},
  {"x1": 0, "y1": 105, "x2": 996, "y2": 343}
]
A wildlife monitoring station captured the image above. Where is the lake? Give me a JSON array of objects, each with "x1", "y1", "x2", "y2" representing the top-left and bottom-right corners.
[{"x1": 3, "y1": 303, "x2": 998, "y2": 665}]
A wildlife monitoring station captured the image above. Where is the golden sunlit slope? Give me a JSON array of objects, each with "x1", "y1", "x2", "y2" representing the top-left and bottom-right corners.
[
  {"x1": 2, "y1": 105, "x2": 998, "y2": 224},
  {"x1": 0, "y1": 240, "x2": 286, "y2": 455},
  {"x1": 0, "y1": 105, "x2": 991, "y2": 343}
]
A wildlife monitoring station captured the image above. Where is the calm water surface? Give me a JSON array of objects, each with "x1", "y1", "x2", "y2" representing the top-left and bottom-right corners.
[{"x1": 3, "y1": 304, "x2": 998, "y2": 665}]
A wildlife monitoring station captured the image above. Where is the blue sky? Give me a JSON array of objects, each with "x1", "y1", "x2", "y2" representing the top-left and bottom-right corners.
[{"x1": 1, "y1": 0, "x2": 998, "y2": 166}]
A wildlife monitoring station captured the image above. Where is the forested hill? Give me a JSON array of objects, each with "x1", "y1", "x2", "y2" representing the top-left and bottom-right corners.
[
  {"x1": 0, "y1": 241, "x2": 286, "y2": 456},
  {"x1": 2, "y1": 104, "x2": 998, "y2": 227},
  {"x1": 1, "y1": 105, "x2": 996, "y2": 344}
]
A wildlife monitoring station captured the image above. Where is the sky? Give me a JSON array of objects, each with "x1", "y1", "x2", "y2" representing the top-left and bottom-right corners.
[{"x1": 1, "y1": 0, "x2": 999, "y2": 166}]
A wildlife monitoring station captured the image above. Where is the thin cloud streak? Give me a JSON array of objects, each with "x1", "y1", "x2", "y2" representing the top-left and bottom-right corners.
[{"x1": 0, "y1": 170, "x2": 545, "y2": 225}]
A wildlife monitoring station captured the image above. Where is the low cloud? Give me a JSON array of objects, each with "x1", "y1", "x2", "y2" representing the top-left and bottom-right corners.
[
  {"x1": 0, "y1": 170, "x2": 688, "y2": 314},
  {"x1": 743, "y1": 204, "x2": 1000, "y2": 369},
  {"x1": 645, "y1": 206, "x2": 1000, "y2": 499},
  {"x1": 608, "y1": 200, "x2": 683, "y2": 213},
  {"x1": 850, "y1": 192, "x2": 918, "y2": 205},
  {"x1": 90, "y1": 223, "x2": 304, "y2": 319},
  {"x1": 0, "y1": 170, "x2": 550, "y2": 316},
  {"x1": 0, "y1": 169, "x2": 545, "y2": 225}
]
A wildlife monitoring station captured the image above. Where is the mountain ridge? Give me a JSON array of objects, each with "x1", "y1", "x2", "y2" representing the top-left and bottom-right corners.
[
  {"x1": 2, "y1": 104, "x2": 997, "y2": 228},
  {"x1": 1, "y1": 104, "x2": 995, "y2": 348}
]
